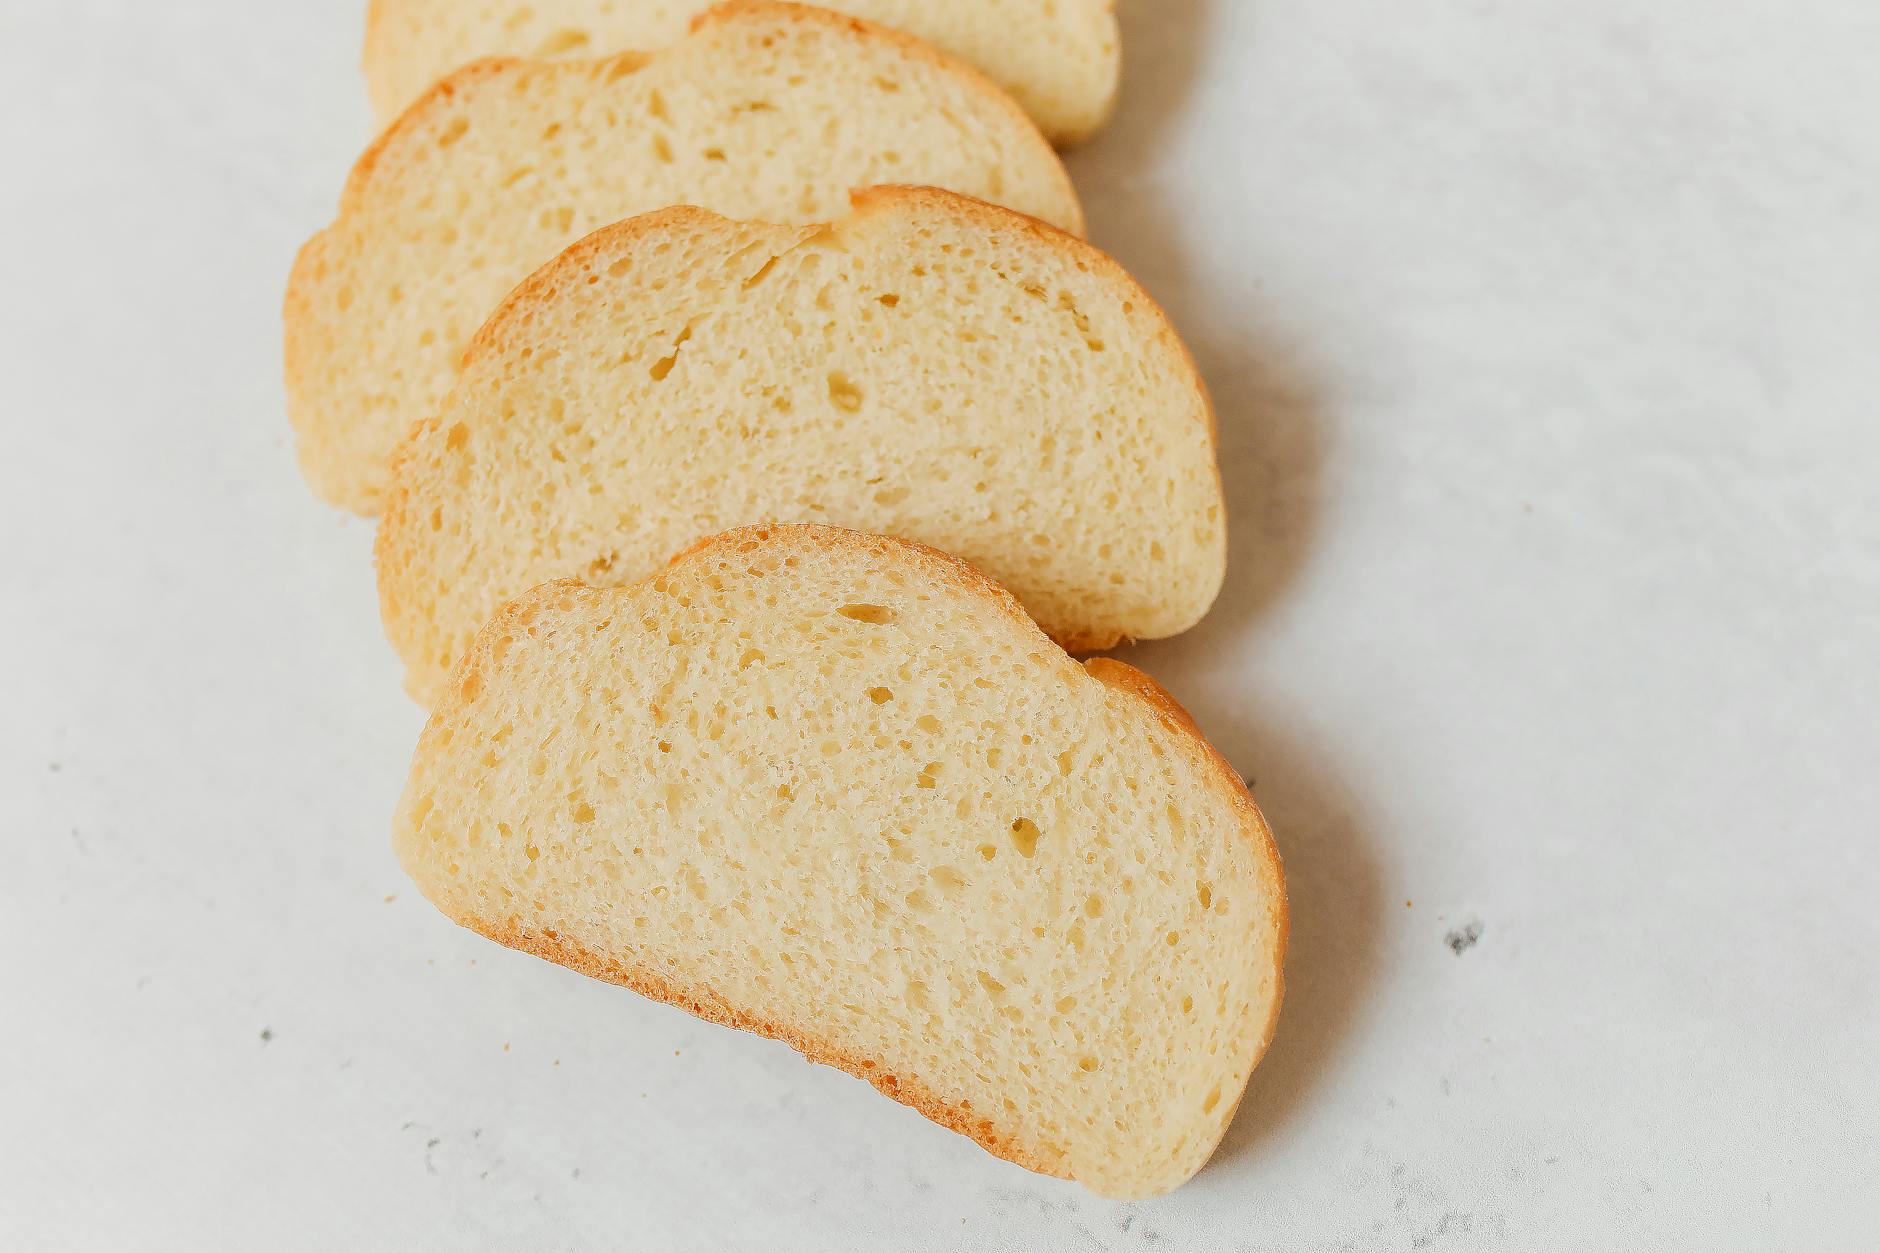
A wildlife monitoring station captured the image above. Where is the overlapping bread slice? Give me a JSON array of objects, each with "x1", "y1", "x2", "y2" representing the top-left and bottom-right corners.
[
  {"x1": 287, "y1": 1, "x2": 1081, "y2": 513},
  {"x1": 377, "y1": 186, "x2": 1225, "y2": 707},
  {"x1": 365, "y1": 0, "x2": 1121, "y2": 145},
  {"x1": 394, "y1": 523, "x2": 1286, "y2": 1197}
]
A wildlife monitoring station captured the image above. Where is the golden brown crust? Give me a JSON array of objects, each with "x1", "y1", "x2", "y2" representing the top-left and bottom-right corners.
[
  {"x1": 1083, "y1": 656, "x2": 1289, "y2": 1177},
  {"x1": 343, "y1": 57, "x2": 524, "y2": 209},
  {"x1": 455, "y1": 203, "x2": 750, "y2": 373},
  {"x1": 441, "y1": 182, "x2": 1177, "y2": 443},
  {"x1": 459, "y1": 914, "x2": 1073, "y2": 1181},
  {"x1": 697, "y1": 4, "x2": 1077, "y2": 211},
  {"x1": 1084, "y1": 655, "x2": 1289, "y2": 949},
  {"x1": 667, "y1": 523, "x2": 1046, "y2": 636}
]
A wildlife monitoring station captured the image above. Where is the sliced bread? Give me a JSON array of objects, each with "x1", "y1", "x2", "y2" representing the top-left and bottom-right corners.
[
  {"x1": 394, "y1": 523, "x2": 1286, "y2": 1198},
  {"x1": 365, "y1": 0, "x2": 1121, "y2": 145},
  {"x1": 377, "y1": 186, "x2": 1225, "y2": 708},
  {"x1": 287, "y1": 0, "x2": 1082, "y2": 514}
]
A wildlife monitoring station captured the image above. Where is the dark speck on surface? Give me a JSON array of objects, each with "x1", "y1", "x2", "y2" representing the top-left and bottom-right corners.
[
  {"x1": 1445, "y1": 920, "x2": 1484, "y2": 955},
  {"x1": 259, "y1": 1028, "x2": 273, "y2": 1043},
  {"x1": 49, "y1": 761, "x2": 62, "y2": 772}
]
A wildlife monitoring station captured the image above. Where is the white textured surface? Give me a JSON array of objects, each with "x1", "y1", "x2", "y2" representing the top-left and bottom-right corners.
[{"x1": 3, "y1": 1, "x2": 1876, "y2": 1248}]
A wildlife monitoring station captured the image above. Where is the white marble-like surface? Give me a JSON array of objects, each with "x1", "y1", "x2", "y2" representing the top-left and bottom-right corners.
[{"x1": 5, "y1": 1, "x2": 1877, "y2": 1248}]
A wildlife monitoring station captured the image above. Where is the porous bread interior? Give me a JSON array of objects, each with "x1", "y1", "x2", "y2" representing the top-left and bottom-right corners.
[
  {"x1": 288, "y1": 0, "x2": 1082, "y2": 514},
  {"x1": 394, "y1": 525, "x2": 1285, "y2": 1198},
  {"x1": 365, "y1": 0, "x2": 1120, "y2": 144},
  {"x1": 379, "y1": 187, "x2": 1224, "y2": 707}
]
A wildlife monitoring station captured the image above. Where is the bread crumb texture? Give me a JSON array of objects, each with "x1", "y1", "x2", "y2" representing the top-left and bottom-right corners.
[
  {"x1": 288, "y1": 0, "x2": 1081, "y2": 513},
  {"x1": 365, "y1": 0, "x2": 1121, "y2": 143},
  {"x1": 394, "y1": 525, "x2": 1286, "y2": 1198},
  {"x1": 378, "y1": 186, "x2": 1224, "y2": 707}
]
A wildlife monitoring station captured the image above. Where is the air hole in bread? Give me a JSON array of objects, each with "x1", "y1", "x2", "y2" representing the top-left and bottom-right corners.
[
  {"x1": 741, "y1": 255, "x2": 780, "y2": 289},
  {"x1": 648, "y1": 325, "x2": 693, "y2": 380},
  {"x1": 532, "y1": 28, "x2": 591, "y2": 57},
  {"x1": 599, "y1": 52, "x2": 647, "y2": 84},
  {"x1": 1010, "y1": 818, "x2": 1042, "y2": 858},
  {"x1": 826, "y1": 372, "x2": 864, "y2": 412}
]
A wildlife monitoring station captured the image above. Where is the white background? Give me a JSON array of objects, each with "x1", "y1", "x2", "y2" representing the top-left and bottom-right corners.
[{"x1": 4, "y1": 1, "x2": 1877, "y2": 1249}]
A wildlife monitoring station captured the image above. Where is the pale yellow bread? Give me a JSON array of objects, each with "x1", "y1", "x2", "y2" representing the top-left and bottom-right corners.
[
  {"x1": 394, "y1": 524, "x2": 1286, "y2": 1197},
  {"x1": 378, "y1": 186, "x2": 1224, "y2": 707},
  {"x1": 365, "y1": 0, "x2": 1120, "y2": 145},
  {"x1": 286, "y1": 1, "x2": 1081, "y2": 514}
]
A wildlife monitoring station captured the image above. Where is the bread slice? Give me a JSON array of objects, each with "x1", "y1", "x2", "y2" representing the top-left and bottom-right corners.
[
  {"x1": 365, "y1": 0, "x2": 1121, "y2": 145},
  {"x1": 287, "y1": 1, "x2": 1082, "y2": 514},
  {"x1": 376, "y1": 186, "x2": 1225, "y2": 708},
  {"x1": 394, "y1": 524, "x2": 1286, "y2": 1198}
]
